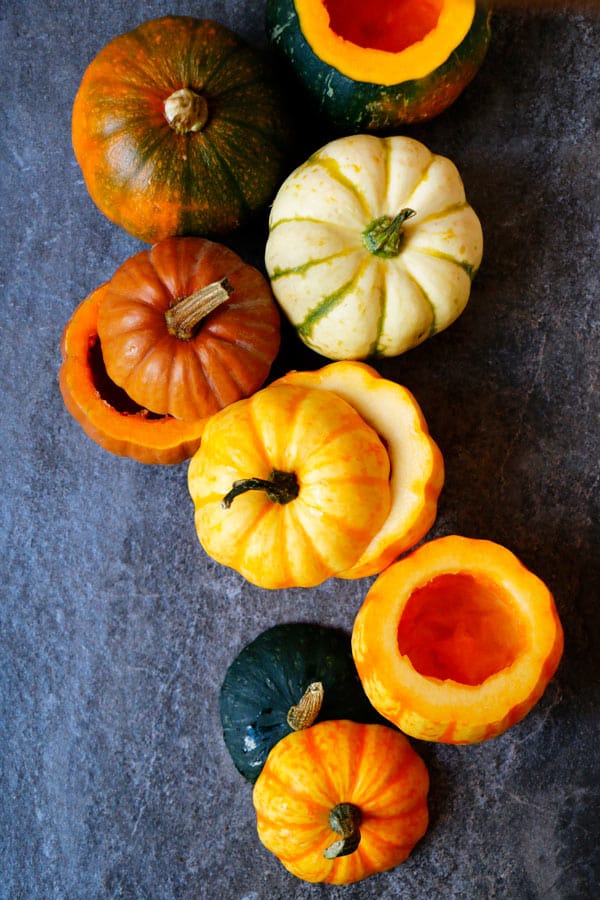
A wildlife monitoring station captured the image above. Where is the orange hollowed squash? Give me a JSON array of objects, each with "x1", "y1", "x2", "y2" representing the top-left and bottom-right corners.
[
  {"x1": 253, "y1": 719, "x2": 429, "y2": 884},
  {"x1": 187, "y1": 381, "x2": 392, "y2": 588},
  {"x1": 352, "y1": 535, "x2": 564, "y2": 744},
  {"x1": 96, "y1": 236, "x2": 280, "y2": 422}
]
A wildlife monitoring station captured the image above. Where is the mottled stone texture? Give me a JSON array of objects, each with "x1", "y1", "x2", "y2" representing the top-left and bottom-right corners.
[{"x1": 1, "y1": 2, "x2": 599, "y2": 898}]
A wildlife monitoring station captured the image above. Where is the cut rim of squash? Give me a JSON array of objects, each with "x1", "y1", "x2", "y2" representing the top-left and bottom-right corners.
[{"x1": 294, "y1": 0, "x2": 476, "y2": 85}]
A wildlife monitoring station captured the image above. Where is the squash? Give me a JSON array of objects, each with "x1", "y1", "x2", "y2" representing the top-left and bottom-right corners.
[
  {"x1": 265, "y1": 0, "x2": 491, "y2": 131},
  {"x1": 253, "y1": 719, "x2": 429, "y2": 884},
  {"x1": 220, "y1": 622, "x2": 384, "y2": 783},
  {"x1": 96, "y1": 236, "x2": 280, "y2": 421},
  {"x1": 72, "y1": 16, "x2": 292, "y2": 243},
  {"x1": 276, "y1": 361, "x2": 444, "y2": 578},
  {"x1": 352, "y1": 535, "x2": 564, "y2": 744},
  {"x1": 58, "y1": 287, "x2": 205, "y2": 464},
  {"x1": 187, "y1": 380, "x2": 392, "y2": 588},
  {"x1": 265, "y1": 134, "x2": 483, "y2": 360}
]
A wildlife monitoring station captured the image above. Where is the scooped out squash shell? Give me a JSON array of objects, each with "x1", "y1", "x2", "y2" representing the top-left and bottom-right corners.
[
  {"x1": 265, "y1": 0, "x2": 492, "y2": 130},
  {"x1": 351, "y1": 535, "x2": 564, "y2": 744}
]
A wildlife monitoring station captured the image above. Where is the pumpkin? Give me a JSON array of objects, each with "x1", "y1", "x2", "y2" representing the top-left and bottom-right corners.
[
  {"x1": 187, "y1": 380, "x2": 392, "y2": 588},
  {"x1": 265, "y1": 134, "x2": 483, "y2": 360},
  {"x1": 96, "y1": 236, "x2": 280, "y2": 421},
  {"x1": 59, "y1": 286, "x2": 206, "y2": 464},
  {"x1": 276, "y1": 361, "x2": 444, "y2": 578},
  {"x1": 220, "y1": 622, "x2": 384, "y2": 783},
  {"x1": 72, "y1": 16, "x2": 292, "y2": 243},
  {"x1": 352, "y1": 535, "x2": 564, "y2": 744},
  {"x1": 253, "y1": 719, "x2": 429, "y2": 884},
  {"x1": 265, "y1": 0, "x2": 491, "y2": 131}
]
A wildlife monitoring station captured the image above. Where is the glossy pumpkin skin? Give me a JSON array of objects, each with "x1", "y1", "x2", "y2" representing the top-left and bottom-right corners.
[
  {"x1": 187, "y1": 381, "x2": 391, "y2": 589},
  {"x1": 97, "y1": 236, "x2": 280, "y2": 421},
  {"x1": 72, "y1": 16, "x2": 292, "y2": 243},
  {"x1": 220, "y1": 623, "x2": 384, "y2": 783},
  {"x1": 59, "y1": 286, "x2": 205, "y2": 464},
  {"x1": 352, "y1": 535, "x2": 564, "y2": 744},
  {"x1": 265, "y1": 0, "x2": 491, "y2": 131},
  {"x1": 265, "y1": 134, "x2": 483, "y2": 360},
  {"x1": 276, "y1": 362, "x2": 444, "y2": 578},
  {"x1": 253, "y1": 719, "x2": 429, "y2": 884}
]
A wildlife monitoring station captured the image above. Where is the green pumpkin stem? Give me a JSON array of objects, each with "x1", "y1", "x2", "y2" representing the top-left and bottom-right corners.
[
  {"x1": 222, "y1": 470, "x2": 299, "y2": 509},
  {"x1": 287, "y1": 682, "x2": 324, "y2": 731},
  {"x1": 164, "y1": 87, "x2": 209, "y2": 134},
  {"x1": 165, "y1": 278, "x2": 233, "y2": 341},
  {"x1": 362, "y1": 208, "x2": 416, "y2": 258},
  {"x1": 323, "y1": 803, "x2": 362, "y2": 859}
]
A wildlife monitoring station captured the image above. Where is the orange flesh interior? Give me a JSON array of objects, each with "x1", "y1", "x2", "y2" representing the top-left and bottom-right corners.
[
  {"x1": 88, "y1": 338, "x2": 163, "y2": 419},
  {"x1": 397, "y1": 573, "x2": 528, "y2": 685},
  {"x1": 324, "y1": 0, "x2": 443, "y2": 53}
]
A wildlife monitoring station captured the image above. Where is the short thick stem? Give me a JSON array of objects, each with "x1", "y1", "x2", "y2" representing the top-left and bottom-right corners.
[
  {"x1": 323, "y1": 803, "x2": 362, "y2": 859},
  {"x1": 164, "y1": 87, "x2": 209, "y2": 134},
  {"x1": 362, "y1": 208, "x2": 416, "y2": 258},
  {"x1": 165, "y1": 278, "x2": 233, "y2": 341},
  {"x1": 287, "y1": 682, "x2": 324, "y2": 731},
  {"x1": 221, "y1": 470, "x2": 300, "y2": 509}
]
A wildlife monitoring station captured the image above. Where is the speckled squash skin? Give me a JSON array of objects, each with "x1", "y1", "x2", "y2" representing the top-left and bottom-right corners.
[
  {"x1": 265, "y1": 0, "x2": 492, "y2": 131},
  {"x1": 72, "y1": 16, "x2": 292, "y2": 242}
]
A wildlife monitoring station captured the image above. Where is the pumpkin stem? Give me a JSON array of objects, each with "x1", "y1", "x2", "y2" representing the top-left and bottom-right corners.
[
  {"x1": 287, "y1": 682, "x2": 324, "y2": 731},
  {"x1": 222, "y1": 470, "x2": 300, "y2": 509},
  {"x1": 323, "y1": 803, "x2": 362, "y2": 859},
  {"x1": 165, "y1": 278, "x2": 233, "y2": 341},
  {"x1": 362, "y1": 208, "x2": 416, "y2": 258},
  {"x1": 164, "y1": 87, "x2": 209, "y2": 134}
]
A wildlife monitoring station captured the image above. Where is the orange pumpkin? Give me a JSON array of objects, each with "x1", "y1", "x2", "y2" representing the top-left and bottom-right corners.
[
  {"x1": 352, "y1": 535, "x2": 564, "y2": 743},
  {"x1": 253, "y1": 719, "x2": 429, "y2": 884},
  {"x1": 96, "y1": 236, "x2": 280, "y2": 421},
  {"x1": 58, "y1": 286, "x2": 205, "y2": 465}
]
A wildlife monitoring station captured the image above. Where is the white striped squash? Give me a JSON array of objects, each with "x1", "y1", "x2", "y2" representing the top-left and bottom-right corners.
[{"x1": 265, "y1": 134, "x2": 483, "y2": 360}]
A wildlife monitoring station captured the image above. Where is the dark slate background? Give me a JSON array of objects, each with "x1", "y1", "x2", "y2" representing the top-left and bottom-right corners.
[{"x1": 1, "y1": 1, "x2": 599, "y2": 898}]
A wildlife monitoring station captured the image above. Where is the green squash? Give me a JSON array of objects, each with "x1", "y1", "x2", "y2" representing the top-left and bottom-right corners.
[
  {"x1": 220, "y1": 622, "x2": 384, "y2": 783},
  {"x1": 265, "y1": 0, "x2": 492, "y2": 131}
]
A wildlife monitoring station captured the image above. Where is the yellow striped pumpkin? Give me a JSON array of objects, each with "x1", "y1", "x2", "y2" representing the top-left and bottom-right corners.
[
  {"x1": 265, "y1": 134, "x2": 483, "y2": 360},
  {"x1": 253, "y1": 719, "x2": 429, "y2": 884}
]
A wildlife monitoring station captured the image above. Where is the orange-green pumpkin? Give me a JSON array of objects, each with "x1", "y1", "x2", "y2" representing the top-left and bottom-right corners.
[
  {"x1": 265, "y1": 0, "x2": 492, "y2": 130},
  {"x1": 72, "y1": 16, "x2": 292, "y2": 242}
]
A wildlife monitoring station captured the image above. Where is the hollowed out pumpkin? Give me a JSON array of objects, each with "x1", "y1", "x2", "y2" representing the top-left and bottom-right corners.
[
  {"x1": 351, "y1": 535, "x2": 564, "y2": 743},
  {"x1": 265, "y1": 0, "x2": 492, "y2": 131}
]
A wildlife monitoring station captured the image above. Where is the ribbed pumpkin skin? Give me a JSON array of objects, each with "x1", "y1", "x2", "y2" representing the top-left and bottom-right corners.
[
  {"x1": 265, "y1": 0, "x2": 491, "y2": 131},
  {"x1": 59, "y1": 287, "x2": 205, "y2": 464},
  {"x1": 253, "y1": 720, "x2": 429, "y2": 884},
  {"x1": 352, "y1": 536, "x2": 564, "y2": 744},
  {"x1": 220, "y1": 623, "x2": 384, "y2": 783},
  {"x1": 72, "y1": 16, "x2": 292, "y2": 242},
  {"x1": 187, "y1": 382, "x2": 392, "y2": 588},
  {"x1": 96, "y1": 237, "x2": 280, "y2": 421}
]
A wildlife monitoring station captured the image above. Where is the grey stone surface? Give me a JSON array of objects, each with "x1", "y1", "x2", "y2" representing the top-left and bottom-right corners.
[{"x1": 1, "y1": 1, "x2": 599, "y2": 898}]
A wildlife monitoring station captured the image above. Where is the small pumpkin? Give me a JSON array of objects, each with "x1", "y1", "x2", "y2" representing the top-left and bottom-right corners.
[
  {"x1": 265, "y1": 134, "x2": 483, "y2": 360},
  {"x1": 253, "y1": 719, "x2": 429, "y2": 884},
  {"x1": 220, "y1": 622, "x2": 384, "y2": 783},
  {"x1": 97, "y1": 236, "x2": 280, "y2": 421},
  {"x1": 265, "y1": 0, "x2": 491, "y2": 131},
  {"x1": 187, "y1": 379, "x2": 392, "y2": 588},
  {"x1": 276, "y1": 361, "x2": 444, "y2": 578},
  {"x1": 72, "y1": 16, "x2": 292, "y2": 243},
  {"x1": 58, "y1": 286, "x2": 205, "y2": 465},
  {"x1": 352, "y1": 535, "x2": 564, "y2": 744}
]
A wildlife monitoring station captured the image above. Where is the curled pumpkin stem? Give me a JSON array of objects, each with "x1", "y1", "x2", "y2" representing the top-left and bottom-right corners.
[
  {"x1": 287, "y1": 682, "x2": 324, "y2": 731},
  {"x1": 222, "y1": 469, "x2": 299, "y2": 509},
  {"x1": 362, "y1": 208, "x2": 416, "y2": 258},
  {"x1": 165, "y1": 278, "x2": 233, "y2": 341},
  {"x1": 323, "y1": 802, "x2": 362, "y2": 859},
  {"x1": 164, "y1": 87, "x2": 209, "y2": 134}
]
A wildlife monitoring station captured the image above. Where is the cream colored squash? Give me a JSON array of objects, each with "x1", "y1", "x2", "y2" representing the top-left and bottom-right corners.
[{"x1": 265, "y1": 134, "x2": 483, "y2": 360}]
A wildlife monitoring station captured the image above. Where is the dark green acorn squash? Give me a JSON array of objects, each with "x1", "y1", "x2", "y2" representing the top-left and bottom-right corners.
[
  {"x1": 220, "y1": 622, "x2": 384, "y2": 782},
  {"x1": 265, "y1": 0, "x2": 492, "y2": 131}
]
